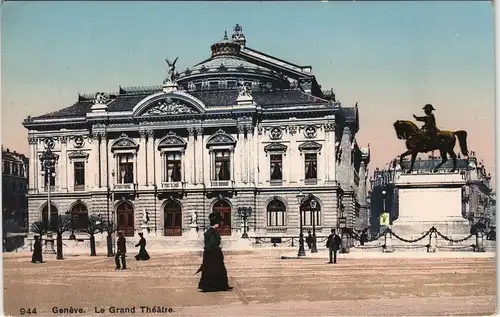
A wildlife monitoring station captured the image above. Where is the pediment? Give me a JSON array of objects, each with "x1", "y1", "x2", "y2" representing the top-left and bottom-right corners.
[
  {"x1": 133, "y1": 92, "x2": 206, "y2": 117},
  {"x1": 206, "y1": 129, "x2": 236, "y2": 147},
  {"x1": 158, "y1": 132, "x2": 187, "y2": 149},
  {"x1": 68, "y1": 151, "x2": 89, "y2": 160},
  {"x1": 111, "y1": 133, "x2": 138, "y2": 151},
  {"x1": 264, "y1": 142, "x2": 288, "y2": 153},
  {"x1": 298, "y1": 141, "x2": 322, "y2": 152}
]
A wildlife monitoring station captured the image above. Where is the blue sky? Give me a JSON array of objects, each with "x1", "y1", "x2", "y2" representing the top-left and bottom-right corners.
[{"x1": 1, "y1": 1, "x2": 495, "y2": 181}]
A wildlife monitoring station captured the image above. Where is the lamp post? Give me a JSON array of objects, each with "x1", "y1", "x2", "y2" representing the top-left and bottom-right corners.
[
  {"x1": 296, "y1": 190, "x2": 306, "y2": 257},
  {"x1": 39, "y1": 148, "x2": 58, "y2": 255},
  {"x1": 308, "y1": 195, "x2": 318, "y2": 253},
  {"x1": 237, "y1": 207, "x2": 252, "y2": 239}
]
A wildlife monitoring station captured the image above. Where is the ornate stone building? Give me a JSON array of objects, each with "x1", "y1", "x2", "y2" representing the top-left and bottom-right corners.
[
  {"x1": 23, "y1": 25, "x2": 370, "y2": 240},
  {"x1": 2, "y1": 146, "x2": 29, "y2": 230}
]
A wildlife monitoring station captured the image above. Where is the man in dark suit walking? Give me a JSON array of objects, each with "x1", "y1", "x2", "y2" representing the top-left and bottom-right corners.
[
  {"x1": 326, "y1": 229, "x2": 342, "y2": 264},
  {"x1": 115, "y1": 231, "x2": 127, "y2": 270}
]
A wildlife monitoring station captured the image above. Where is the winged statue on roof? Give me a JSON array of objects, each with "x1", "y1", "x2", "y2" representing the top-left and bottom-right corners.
[{"x1": 164, "y1": 57, "x2": 179, "y2": 83}]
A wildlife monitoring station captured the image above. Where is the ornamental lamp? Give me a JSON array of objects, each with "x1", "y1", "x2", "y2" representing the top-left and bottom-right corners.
[{"x1": 296, "y1": 190, "x2": 305, "y2": 205}]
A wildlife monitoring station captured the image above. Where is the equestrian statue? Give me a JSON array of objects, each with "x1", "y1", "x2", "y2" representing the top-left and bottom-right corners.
[{"x1": 393, "y1": 104, "x2": 469, "y2": 173}]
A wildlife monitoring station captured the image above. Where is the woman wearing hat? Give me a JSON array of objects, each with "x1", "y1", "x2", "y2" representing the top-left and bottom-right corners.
[
  {"x1": 413, "y1": 104, "x2": 438, "y2": 139},
  {"x1": 196, "y1": 212, "x2": 232, "y2": 292}
]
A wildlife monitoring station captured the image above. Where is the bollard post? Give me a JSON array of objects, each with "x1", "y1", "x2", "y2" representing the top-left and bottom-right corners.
[
  {"x1": 427, "y1": 231, "x2": 437, "y2": 253},
  {"x1": 340, "y1": 232, "x2": 350, "y2": 254},
  {"x1": 475, "y1": 231, "x2": 486, "y2": 252},
  {"x1": 382, "y1": 231, "x2": 394, "y2": 253}
]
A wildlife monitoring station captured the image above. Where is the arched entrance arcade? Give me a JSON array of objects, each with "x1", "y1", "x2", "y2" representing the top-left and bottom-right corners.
[
  {"x1": 116, "y1": 202, "x2": 135, "y2": 237},
  {"x1": 213, "y1": 200, "x2": 232, "y2": 236},
  {"x1": 164, "y1": 200, "x2": 182, "y2": 236}
]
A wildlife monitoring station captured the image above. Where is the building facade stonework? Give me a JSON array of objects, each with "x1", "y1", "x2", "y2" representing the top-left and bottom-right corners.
[
  {"x1": 23, "y1": 25, "x2": 370, "y2": 239},
  {"x1": 2, "y1": 146, "x2": 29, "y2": 230}
]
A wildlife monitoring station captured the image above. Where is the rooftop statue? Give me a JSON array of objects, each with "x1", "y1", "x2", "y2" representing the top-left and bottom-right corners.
[
  {"x1": 237, "y1": 80, "x2": 252, "y2": 97},
  {"x1": 393, "y1": 104, "x2": 469, "y2": 173},
  {"x1": 164, "y1": 57, "x2": 179, "y2": 84}
]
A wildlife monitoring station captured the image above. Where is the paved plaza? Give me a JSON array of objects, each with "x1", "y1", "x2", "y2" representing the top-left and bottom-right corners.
[{"x1": 3, "y1": 249, "x2": 497, "y2": 316}]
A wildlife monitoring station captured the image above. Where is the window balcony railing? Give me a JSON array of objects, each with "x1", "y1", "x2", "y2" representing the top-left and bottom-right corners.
[
  {"x1": 270, "y1": 179, "x2": 284, "y2": 186},
  {"x1": 161, "y1": 181, "x2": 182, "y2": 189},
  {"x1": 210, "y1": 180, "x2": 233, "y2": 187},
  {"x1": 74, "y1": 185, "x2": 85, "y2": 192},
  {"x1": 113, "y1": 183, "x2": 136, "y2": 191},
  {"x1": 304, "y1": 178, "x2": 318, "y2": 185}
]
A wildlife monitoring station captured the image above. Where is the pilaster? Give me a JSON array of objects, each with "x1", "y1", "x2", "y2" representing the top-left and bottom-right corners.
[
  {"x1": 91, "y1": 132, "x2": 100, "y2": 189},
  {"x1": 28, "y1": 135, "x2": 37, "y2": 191},
  {"x1": 238, "y1": 125, "x2": 245, "y2": 184},
  {"x1": 138, "y1": 130, "x2": 147, "y2": 186},
  {"x1": 196, "y1": 127, "x2": 204, "y2": 185},
  {"x1": 325, "y1": 123, "x2": 335, "y2": 182},
  {"x1": 99, "y1": 132, "x2": 108, "y2": 188},
  {"x1": 147, "y1": 130, "x2": 156, "y2": 186},
  {"x1": 187, "y1": 127, "x2": 195, "y2": 185},
  {"x1": 247, "y1": 125, "x2": 255, "y2": 184},
  {"x1": 60, "y1": 136, "x2": 68, "y2": 191}
]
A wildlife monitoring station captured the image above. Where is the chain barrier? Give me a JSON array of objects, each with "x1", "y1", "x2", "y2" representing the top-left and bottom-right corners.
[
  {"x1": 433, "y1": 230, "x2": 473, "y2": 243},
  {"x1": 388, "y1": 227, "x2": 433, "y2": 244}
]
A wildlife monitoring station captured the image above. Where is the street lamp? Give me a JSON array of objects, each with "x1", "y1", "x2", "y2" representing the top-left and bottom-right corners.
[
  {"x1": 296, "y1": 190, "x2": 306, "y2": 257},
  {"x1": 39, "y1": 148, "x2": 58, "y2": 255},
  {"x1": 237, "y1": 207, "x2": 252, "y2": 239},
  {"x1": 308, "y1": 195, "x2": 318, "y2": 253}
]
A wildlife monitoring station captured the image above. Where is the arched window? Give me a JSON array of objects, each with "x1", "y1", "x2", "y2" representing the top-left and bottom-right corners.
[
  {"x1": 301, "y1": 196, "x2": 321, "y2": 227},
  {"x1": 267, "y1": 199, "x2": 286, "y2": 227},
  {"x1": 71, "y1": 203, "x2": 89, "y2": 230},
  {"x1": 41, "y1": 204, "x2": 58, "y2": 231}
]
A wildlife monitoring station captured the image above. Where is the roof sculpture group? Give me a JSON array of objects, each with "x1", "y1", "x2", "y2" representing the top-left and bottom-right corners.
[{"x1": 393, "y1": 104, "x2": 469, "y2": 173}]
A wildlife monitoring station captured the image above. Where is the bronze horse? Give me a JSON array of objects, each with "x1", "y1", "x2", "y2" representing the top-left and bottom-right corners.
[{"x1": 393, "y1": 120, "x2": 468, "y2": 173}]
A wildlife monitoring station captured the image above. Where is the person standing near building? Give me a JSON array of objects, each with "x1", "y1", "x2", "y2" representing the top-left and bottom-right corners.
[
  {"x1": 326, "y1": 229, "x2": 342, "y2": 264},
  {"x1": 134, "y1": 232, "x2": 150, "y2": 261},
  {"x1": 115, "y1": 231, "x2": 127, "y2": 270},
  {"x1": 31, "y1": 235, "x2": 43, "y2": 263},
  {"x1": 306, "y1": 230, "x2": 313, "y2": 249}
]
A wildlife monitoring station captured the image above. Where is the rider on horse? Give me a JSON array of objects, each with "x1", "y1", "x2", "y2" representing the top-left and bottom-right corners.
[{"x1": 413, "y1": 104, "x2": 438, "y2": 141}]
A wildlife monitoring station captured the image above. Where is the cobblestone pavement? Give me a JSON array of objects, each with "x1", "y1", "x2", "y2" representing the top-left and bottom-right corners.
[{"x1": 3, "y1": 250, "x2": 496, "y2": 316}]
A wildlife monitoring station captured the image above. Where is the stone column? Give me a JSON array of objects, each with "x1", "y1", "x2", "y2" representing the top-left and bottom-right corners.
[
  {"x1": 138, "y1": 130, "x2": 147, "y2": 186},
  {"x1": 147, "y1": 130, "x2": 155, "y2": 186},
  {"x1": 324, "y1": 123, "x2": 335, "y2": 182},
  {"x1": 99, "y1": 132, "x2": 108, "y2": 188},
  {"x1": 91, "y1": 133, "x2": 100, "y2": 189},
  {"x1": 187, "y1": 127, "x2": 195, "y2": 185},
  {"x1": 247, "y1": 126, "x2": 254, "y2": 184},
  {"x1": 60, "y1": 136, "x2": 68, "y2": 191},
  {"x1": 27, "y1": 136, "x2": 37, "y2": 192},
  {"x1": 237, "y1": 125, "x2": 245, "y2": 184},
  {"x1": 196, "y1": 127, "x2": 204, "y2": 184}
]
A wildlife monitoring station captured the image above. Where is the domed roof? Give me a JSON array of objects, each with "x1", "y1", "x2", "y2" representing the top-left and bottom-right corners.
[{"x1": 176, "y1": 30, "x2": 287, "y2": 86}]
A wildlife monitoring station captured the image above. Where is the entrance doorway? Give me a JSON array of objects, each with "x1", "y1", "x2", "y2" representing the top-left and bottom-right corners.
[
  {"x1": 213, "y1": 200, "x2": 231, "y2": 236},
  {"x1": 164, "y1": 200, "x2": 182, "y2": 236},
  {"x1": 116, "y1": 202, "x2": 135, "y2": 237}
]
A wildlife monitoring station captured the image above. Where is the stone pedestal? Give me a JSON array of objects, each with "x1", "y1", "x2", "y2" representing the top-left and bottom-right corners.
[
  {"x1": 187, "y1": 224, "x2": 199, "y2": 240},
  {"x1": 163, "y1": 81, "x2": 178, "y2": 93},
  {"x1": 391, "y1": 173, "x2": 470, "y2": 241},
  {"x1": 43, "y1": 232, "x2": 56, "y2": 254}
]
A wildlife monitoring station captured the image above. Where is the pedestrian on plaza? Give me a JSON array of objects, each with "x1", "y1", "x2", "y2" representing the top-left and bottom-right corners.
[
  {"x1": 326, "y1": 229, "x2": 342, "y2": 264},
  {"x1": 360, "y1": 228, "x2": 368, "y2": 246},
  {"x1": 134, "y1": 232, "x2": 150, "y2": 261},
  {"x1": 306, "y1": 230, "x2": 313, "y2": 249},
  {"x1": 31, "y1": 235, "x2": 43, "y2": 263},
  {"x1": 115, "y1": 231, "x2": 127, "y2": 270},
  {"x1": 196, "y1": 212, "x2": 232, "y2": 292}
]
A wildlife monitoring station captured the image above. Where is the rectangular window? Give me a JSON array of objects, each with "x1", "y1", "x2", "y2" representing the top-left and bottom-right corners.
[
  {"x1": 304, "y1": 153, "x2": 317, "y2": 179},
  {"x1": 214, "y1": 150, "x2": 231, "y2": 181},
  {"x1": 12, "y1": 164, "x2": 18, "y2": 176},
  {"x1": 302, "y1": 210, "x2": 320, "y2": 226},
  {"x1": 119, "y1": 154, "x2": 134, "y2": 184},
  {"x1": 165, "y1": 152, "x2": 182, "y2": 182},
  {"x1": 270, "y1": 154, "x2": 283, "y2": 180},
  {"x1": 74, "y1": 162, "x2": 85, "y2": 187}
]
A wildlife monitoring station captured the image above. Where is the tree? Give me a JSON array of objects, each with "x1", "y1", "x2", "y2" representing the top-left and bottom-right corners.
[
  {"x1": 81, "y1": 215, "x2": 104, "y2": 256},
  {"x1": 100, "y1": 220, "x2": 118, "y2": 257},
  {"x1": 55, "y1": 215, "x2": 72, "y2": 260},
  {"x1": 30, "y1": 221, "x2": 49, "y2": 238}
]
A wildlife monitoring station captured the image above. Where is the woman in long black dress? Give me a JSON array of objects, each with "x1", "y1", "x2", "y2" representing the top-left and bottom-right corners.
[
  {"x1": 197, "y1": 212, "x2": 232, "y2": 292},
  {"x1": 134, "y1": 232, "x2": 150, "y2": 261}
]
